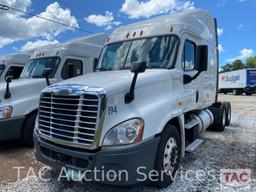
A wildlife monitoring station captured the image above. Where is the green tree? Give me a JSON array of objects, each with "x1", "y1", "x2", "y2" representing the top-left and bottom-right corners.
[
  {"x1": 222, "y1": 63, "x2": 233, "y2": 72},
  {"x1": 246, "y1": 57, "x2": 256, "y2": 68},
  {"x1": 221, "y1": 60, "x2": 247, "y2": 72},
  {"x1": 232, "y1": 60, "x2": 246, "y2": 70}
]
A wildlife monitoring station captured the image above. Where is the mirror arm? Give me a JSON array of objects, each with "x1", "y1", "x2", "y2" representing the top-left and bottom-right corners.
[
  {"x1": 184, "y1": 71, "x2": 202, "y2": 84},
  {"x1": 4, "y1": 81, "x2": 11, "y2": 99},
  {"x1": 45, "y1": 77, "x2": 50, "y2": 86},
  {"x1": 125, "y1": 73, "x2": 138, "y2": 104},
  {"x1": 191, "y1": 71, "x2": 201, "y2": 81}
]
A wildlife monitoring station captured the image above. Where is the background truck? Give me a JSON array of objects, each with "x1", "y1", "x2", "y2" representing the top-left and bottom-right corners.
[
  {"x1": 219, "y1": 68, "x2": 256, "y2": 95},
  {"x1": 0, "y1": 53, "x2": 32, "y2": 81},
  {"x1": 0, "y1": 33, "x2": 107, "y2": 146},
  {"x1": 34, "y1": 9, "x2": 231, "y2": 188}
]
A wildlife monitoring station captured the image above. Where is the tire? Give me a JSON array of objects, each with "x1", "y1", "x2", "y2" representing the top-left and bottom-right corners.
[
  {"x1": 152, "y1": 125, "x2": 181, "y2": 188},
  {"x1": 22, "y1": 111, "x2": 37, "y2": 147},
  {"x1": 208, "y1": 103, "x2": 226, "y2": 131},
  {"x1": 233, "y1": 89, "x2": 240, "y2": 95},
  {"x1": 223, "y1": 102, "x2": 231, "y2": 126}
]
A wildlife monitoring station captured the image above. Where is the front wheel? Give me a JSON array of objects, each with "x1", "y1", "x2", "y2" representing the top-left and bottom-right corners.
[
  {"x1": 152, "y1": 125, "x2": 181, "y2": 188},
  {"x1": 22, "y1": 111, "x2": 37, "y2": 147}
]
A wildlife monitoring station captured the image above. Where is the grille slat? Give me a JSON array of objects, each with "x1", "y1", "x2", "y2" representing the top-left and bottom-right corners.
[
  {"x1": 40, "y1": 126, "x2": 95, "y2": 136},
  {"x1": 39, "y1": 130, "x2": 94, "y2": 142},
  {"x1": 38, "y1": 92, "x2": 100, "y2": 147},
  {"x1": 40, "y1": 106, "x2": 98, "y2": 112},
  {"x1": 40, "y1": 101, "x2": 98, "y2": 107}
]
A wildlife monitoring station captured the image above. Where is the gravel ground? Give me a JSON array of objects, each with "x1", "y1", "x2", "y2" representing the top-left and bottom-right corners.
[{"x1": 0, "y1": 95, "x2": 255, "y2": 192}]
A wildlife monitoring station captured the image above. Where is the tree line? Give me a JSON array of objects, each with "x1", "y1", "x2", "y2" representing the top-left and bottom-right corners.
[{"x1": 221, "y1": 57, "x2": 256, "y2": 72}]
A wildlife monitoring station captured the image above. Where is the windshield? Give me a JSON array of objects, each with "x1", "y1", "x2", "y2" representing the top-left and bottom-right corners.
[
  {"x1": 20, "y1": 57, "x2": 60, "y2": 79},
  {"x1": 98, "y1": 35, "x2": 179, "y2": 71},
  {"x1": 0, "y1": 64, "x2": 5, "y2": 77}
]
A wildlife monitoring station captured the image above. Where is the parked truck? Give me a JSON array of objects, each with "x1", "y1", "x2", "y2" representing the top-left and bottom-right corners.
[
  {"x1": 0, "y1": 53, "x2": 32, "y2": 81},
  {"x1": 0, "y1": 33, "x2": 107, "y2": 146},
  {"x1": 34, "y1": 9, "x2": 231, "y2": 188},
  {"x1": 219, "y1": 69, "x2": 256, "y2": 95}
]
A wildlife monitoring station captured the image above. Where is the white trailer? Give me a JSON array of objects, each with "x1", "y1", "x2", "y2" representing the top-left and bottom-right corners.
[
  {"x1": 0, "y1": 33, "x2": 107, "y2": 145},
  {"x1": 34, "y1": 10, "x2": 231, "y2": 187},
  {"x1": 219, "y1": 69, "x2": 256, "y2": 95},
  {"x1": 0, "y1": 53, "x2": 32, "y2": 81}
]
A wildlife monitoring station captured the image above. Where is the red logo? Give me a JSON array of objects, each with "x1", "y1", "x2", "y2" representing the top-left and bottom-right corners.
[{"x1": 220, "y1": 169, "x2": 252, "y2": 188}]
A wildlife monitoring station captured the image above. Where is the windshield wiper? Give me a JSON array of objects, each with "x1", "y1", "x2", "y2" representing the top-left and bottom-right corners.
[
  {"x1": 31, "y1": 75, "x2": 43, "y2": 78},
  {"x1": 96, "y1": 67, "x2": 107, "y2": 71}
]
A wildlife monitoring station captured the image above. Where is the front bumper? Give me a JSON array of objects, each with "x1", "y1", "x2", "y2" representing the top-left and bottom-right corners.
[
  {"x1": 34, "y1": 132, "x2": 160, "y2": 185},
  {"x1": 0, "y1": 116, "x2": 25, "y2": 141}
]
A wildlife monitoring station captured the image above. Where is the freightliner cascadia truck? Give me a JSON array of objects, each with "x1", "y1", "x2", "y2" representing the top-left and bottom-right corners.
[
  {"x1": 0, "y1": 53, "x2": 32, "y2": 81},
  {"x1": 34, "y1": 9, "x2": 231, "y2": 188},
  {"x1": 0, "y1": 33, "x2": 107, "y2": 146},
  {"x1": 219, "y1": 68, "x2": 256, "y2": 95}
]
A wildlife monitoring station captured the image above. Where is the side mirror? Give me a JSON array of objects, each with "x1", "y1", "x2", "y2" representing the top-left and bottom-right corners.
[
  {"x1": 125, "y1": 61, "x2": 147, "y2": 104},
  {"x1": 130, "y1": 61, "x2": 147, "y2": 74},
  {"x1": 42, "y1": 68, "x2": 53, "y2": 86},
  {"x1": 4, "y1": 76, "x2": 12, "y2": 99},
  {"x1": 5, "y1": 76, "x2": 12, "y2": 83},
  {"x1": 93, "y1": 58, "x2": 98, "y2": 72},
  {"x1": 195, "y1": 45, "x2": 208, "y2": 72}
]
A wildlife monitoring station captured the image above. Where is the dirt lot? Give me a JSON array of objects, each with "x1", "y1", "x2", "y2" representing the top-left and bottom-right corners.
[{"x1": 0, "y1": 94, "x2": 255, "y2": 191}]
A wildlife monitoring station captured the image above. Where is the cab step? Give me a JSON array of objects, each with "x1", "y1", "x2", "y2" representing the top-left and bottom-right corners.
[
  {"x1": 185, "y1": 139, "x2": 204, "y2": 152},
  {"x1": 184, "y1": 118, "x2": 200, "y2": 129}
]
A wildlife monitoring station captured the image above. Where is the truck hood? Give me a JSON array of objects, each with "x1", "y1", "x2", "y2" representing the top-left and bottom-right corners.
[
  {"x1": 0, "y1": 78, "x2": 48, "y2": 105},
  {"x1": 50, "y1": 69, "x2": 172, "y2": 95}
]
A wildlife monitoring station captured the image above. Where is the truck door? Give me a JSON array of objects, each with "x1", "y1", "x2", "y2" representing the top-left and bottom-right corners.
[{"x1": 180, "y1": 34, "x2": 202, "y2": 111}]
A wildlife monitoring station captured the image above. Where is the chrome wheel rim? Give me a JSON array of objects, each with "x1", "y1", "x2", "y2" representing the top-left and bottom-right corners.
[
  {"x1": 223, "y1": 109, "x2": 226, "y2": 126},
  {"x1": 228, "y1": 107, "x2": 231, "y2": 122},
  {"x1": 163, "y1": 137, "x2": 178, "y2": 175}
]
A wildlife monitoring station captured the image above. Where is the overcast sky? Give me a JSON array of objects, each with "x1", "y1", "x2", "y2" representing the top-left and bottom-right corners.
[{"x1": 0, "y1": 0, "x2": 255, "y2": 66}]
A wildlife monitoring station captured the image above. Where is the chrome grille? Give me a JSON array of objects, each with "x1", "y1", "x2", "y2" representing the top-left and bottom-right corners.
[{"x1": 38, "y1": 92, "x2": 100, "y2": 146}]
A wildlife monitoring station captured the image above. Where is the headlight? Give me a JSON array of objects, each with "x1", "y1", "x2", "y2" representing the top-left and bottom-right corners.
[
  {"x1": 103, "y1": 118, "x2": 144, "y2": 146},
  {"x1": 0, "y1": 106, "x2": 13, "y2": 119}
]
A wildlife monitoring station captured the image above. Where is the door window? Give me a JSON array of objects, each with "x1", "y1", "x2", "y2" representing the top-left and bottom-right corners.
[
  {"x1": 6, "y1": 66, "x2": 24, "y2": 79},
  {"x1": 61, "y1": 59, "x2": 83, "y2": 80},
  {"x1": 182, "y1": 40, "x2": 196, "y2": 71}
]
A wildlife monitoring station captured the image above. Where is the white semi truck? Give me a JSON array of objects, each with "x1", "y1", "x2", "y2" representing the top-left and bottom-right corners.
[
  {"x1": 219, "y1": 68, "x2": 256, "y2": 95},
  {"x1": 0, "y1": 33, "x2": 107, "y2": 146},
  {"x1": 0, "y1": 53, "x2": 32, "y2": 81},
  {"x1": 34, "y1": 10, "x2": 231, "y2": 187}
]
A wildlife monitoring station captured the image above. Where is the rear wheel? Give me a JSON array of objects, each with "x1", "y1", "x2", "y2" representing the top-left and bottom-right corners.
[
  {"x1": 223, "y1": 102, "x2": 231, "y2": 126},
  {"x1": 153, "y1": 125, "x2": 181, "y2": 188},
  {"x1": 233, "y1": 89, "x2": 240, "y2": 95},
  {"x1": 208, "y1": 103, "x2": 226, "y2": 131},
  {"x1": 21, "y1": 111, "x2": 37, "y2": 147}
]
